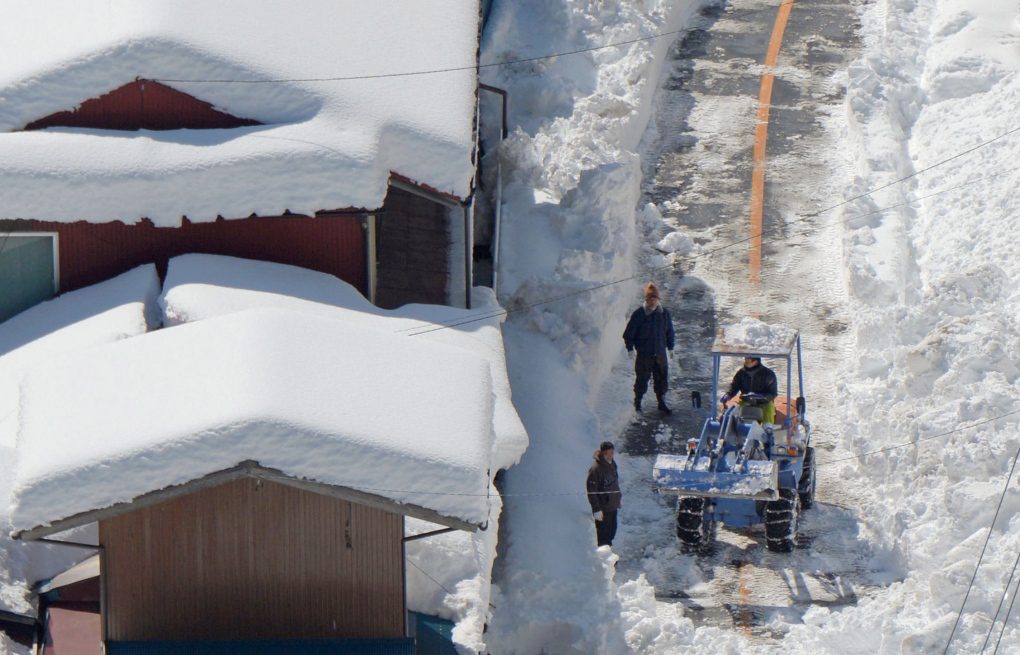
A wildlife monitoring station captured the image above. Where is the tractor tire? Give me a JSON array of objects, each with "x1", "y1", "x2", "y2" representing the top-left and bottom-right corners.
[
  {"x1": 765, "y1": 488, "x2": 800, "y2": 553},
  {"x1": 798, "y1": 446, "x2": 816, "y2": 510},
  {"x1": 675, "y1": 497, "x2": 710, "y2": 550}
]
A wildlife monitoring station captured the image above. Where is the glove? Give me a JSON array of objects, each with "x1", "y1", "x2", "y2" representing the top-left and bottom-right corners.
[
  {"x1": 628, "y1": 350, "x2": 635, "y2": 361},
  {"x1": 720, "y1": 394, "x2": 731, "y2": 405},
  {"x1": 593, "y1": 510, "x2": 604, "y2": 522}
]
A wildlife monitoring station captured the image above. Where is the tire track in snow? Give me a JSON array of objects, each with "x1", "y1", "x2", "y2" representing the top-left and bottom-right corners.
[{"x1": 602, "y1": 0, "x2": 902, "y2": 642}]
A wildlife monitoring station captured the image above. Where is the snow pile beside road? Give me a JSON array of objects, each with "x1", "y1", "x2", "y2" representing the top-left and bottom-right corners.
[
  {"x1": 480, "y1": 0, "x2": 704, "y2": 651},
  {"x1": 783, "y1": 0, "x2": 1020, "y2": 651}
]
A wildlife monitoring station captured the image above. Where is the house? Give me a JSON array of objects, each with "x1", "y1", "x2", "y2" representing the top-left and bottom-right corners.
[
  {"x1": 5, "y1": 255, "x2": 527, "y2": 652},
  {"x1": 0, "y1": 0, "x2": 484, "y2": 323}
]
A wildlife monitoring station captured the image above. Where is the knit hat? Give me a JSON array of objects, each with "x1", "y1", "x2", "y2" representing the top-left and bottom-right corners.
[
  {"x1": 644, "y1": 282, "x2": 660, "y2": 300},
  {"x1": 599, "y1": 440, "x2": 615, "y2": 452}
]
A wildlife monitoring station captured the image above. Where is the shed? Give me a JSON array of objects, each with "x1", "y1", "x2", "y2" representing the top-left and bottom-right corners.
[
  {"x1": 0, "y1": 0, "x2": 482, "y2": 320},
  {"x1": 9, "y1": 307, "x2": 500, "y2": 651}
]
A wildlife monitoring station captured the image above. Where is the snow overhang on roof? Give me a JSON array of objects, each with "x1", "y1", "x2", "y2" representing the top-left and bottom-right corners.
[
  {"x1": 0, "y1": 0, "x2": 479, "y2": 225},
  {"x1": 9, "y1": 307, "x2": 496, "y2": 536},
  {"x1": 711, "y1": 319, "x2": 799, "y2": 358}
]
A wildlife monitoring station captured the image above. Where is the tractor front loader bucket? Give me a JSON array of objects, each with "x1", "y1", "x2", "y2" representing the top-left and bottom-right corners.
[{"x1": 653, "y1": 454, "x2": 780, "y2": 501}]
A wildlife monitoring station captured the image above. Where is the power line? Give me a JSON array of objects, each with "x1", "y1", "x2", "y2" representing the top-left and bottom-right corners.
[
  {"x1": 816, "y1": 409, "x2": 1020, "y2": 467},
  {"x1": 993, "y1": 568, "x2": 1020, "y2": 654},
  {"x1": 153, "y1": 29, "x2": 690, "y2": 84},
  {"x1": 402, "y1": 157, "x2": 1020, "y2": 336},
  {"x1": 311, "y1": 406, "x2": 1020, "y2": 500},
  {"x1": 982, "y1": 547, "x2": 1020, "y2": 653},
  {"x1": 944, "y1": 441, "x2": 1020, "y2": 654}
]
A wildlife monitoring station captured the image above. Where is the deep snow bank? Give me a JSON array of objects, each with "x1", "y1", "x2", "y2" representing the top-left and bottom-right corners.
[
  {"x1": 781, "y1": 0, "x2": 1020, "y2": 652},
  {"x1": 480, "y1": 0, "x2": 703, "y2": 651}
]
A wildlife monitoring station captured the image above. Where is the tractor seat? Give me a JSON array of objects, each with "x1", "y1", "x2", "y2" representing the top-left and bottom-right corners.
[{"x1": 739, "y1": 405, "x2": 764, "y2": 422}]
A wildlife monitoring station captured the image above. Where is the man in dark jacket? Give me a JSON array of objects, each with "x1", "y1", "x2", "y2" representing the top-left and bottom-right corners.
[
  {"x1": 720, "y1": 357, "x2": 778, "y2": 423},
  {"x1": 623, "y1": 282, "x2": 675, "y2": 414},
  {"x1": 586, "y1": 440, "x2": 621, "y2": 547}
]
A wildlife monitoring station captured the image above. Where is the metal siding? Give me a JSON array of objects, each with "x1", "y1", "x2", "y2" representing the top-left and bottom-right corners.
[
  {"x1": 16, "y1": 215, "x2": 365, "y2": 296},
  {"x1": 99, "y1": 479, "x2": 404, "y2": 641}
]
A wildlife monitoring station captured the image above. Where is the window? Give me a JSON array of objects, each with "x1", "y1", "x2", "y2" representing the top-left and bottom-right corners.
[{"x1": 0, "y1": 233, "x2": 58, "y2": 323}]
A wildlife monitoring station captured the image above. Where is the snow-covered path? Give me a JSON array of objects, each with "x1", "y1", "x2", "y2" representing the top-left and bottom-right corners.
[{"x1": 598, "y1": 0, "x2": 896, "y2": 640}]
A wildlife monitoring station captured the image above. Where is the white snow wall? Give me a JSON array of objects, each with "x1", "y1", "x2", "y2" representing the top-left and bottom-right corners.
[
  {"x1": 485, "y1": 0, "x2": 701, "y2": 401},
  {"x1": 479, "y1": 1, "x2": 703, "y2": 652},
  {"x1": 781, "y1": 0, "x2": 1020, "y2": 652}
]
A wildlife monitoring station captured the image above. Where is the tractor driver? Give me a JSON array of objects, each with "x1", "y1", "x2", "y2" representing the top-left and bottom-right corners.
[{"x1": 720, "y1": 357, "x2": 778, "y2": 424}]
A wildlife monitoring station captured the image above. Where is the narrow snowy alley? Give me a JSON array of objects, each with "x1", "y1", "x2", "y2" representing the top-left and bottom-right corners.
[{"x1": 600, "y1": 0, "x2": 897, "y2": 640}]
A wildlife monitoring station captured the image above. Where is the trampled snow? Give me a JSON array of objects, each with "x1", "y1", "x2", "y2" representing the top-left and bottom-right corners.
[
  {"x1": 483, "y1": 0, "x2": 1020, "y2": 651},
  {"x1": 0, "y1": 0, "x2": 478, "y2": 224}
]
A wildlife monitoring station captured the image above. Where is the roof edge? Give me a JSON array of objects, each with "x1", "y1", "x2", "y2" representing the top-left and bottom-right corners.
[{"x1": 12, "y1": 460, "x2": 480, "y2": 541}]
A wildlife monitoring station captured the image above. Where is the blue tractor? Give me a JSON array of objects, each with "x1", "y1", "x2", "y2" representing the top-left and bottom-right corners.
[{"x1": 653, "y1": 326, "x2": 814, "y2": 552}]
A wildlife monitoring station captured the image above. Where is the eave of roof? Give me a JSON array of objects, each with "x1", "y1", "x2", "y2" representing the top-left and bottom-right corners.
[{"x1": 13, "y1": 460, "x2": 481, "y2": 542}]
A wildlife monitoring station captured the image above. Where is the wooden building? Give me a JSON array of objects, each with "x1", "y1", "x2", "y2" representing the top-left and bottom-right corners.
[
  {"x1": 20, "y1": 464, "x2": 479, "y2": 654},
  {"x1": 0, "y1": 2, "x2": 483, "y2": 323}
]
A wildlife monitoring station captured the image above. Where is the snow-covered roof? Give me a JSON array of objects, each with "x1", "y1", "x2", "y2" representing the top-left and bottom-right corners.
[
  {"x1": 712, "y1": 319, "x2": 799, "y2": 358},
  {"x1": 159, "y1": 254, "x2": 528, "y2": 471},
  {"x1": 11, "y1": 307, "x2": 495, "y2": 534},
  {"x1": 0, "y1": 0, "x2": 479, "y2": 225},
  {"x1": 0, "y1": 265, "x2": 159, "y2": 452},
  {"x1": 5, "y1": 255, "x2": 527, "y2": 536}
]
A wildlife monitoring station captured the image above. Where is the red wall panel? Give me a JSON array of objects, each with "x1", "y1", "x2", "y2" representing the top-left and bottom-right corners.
[
  {"x1": 24, "y1": 80, "x2": 260, "y2": 131},
  {"x1": 22, "y1": 214, "x2": 366, "y2": 295}
]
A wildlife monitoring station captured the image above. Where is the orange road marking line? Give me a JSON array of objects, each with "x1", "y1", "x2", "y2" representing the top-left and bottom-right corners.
[
  {"x1": 749, "y1": 0, "x2": 795, "y2": 287},
  {"x1": 738, "y1": 561, "x2": 752, "y2": 636}
]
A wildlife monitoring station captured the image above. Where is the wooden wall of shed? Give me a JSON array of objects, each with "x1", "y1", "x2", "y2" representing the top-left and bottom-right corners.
[
  {"x1": 375, "y1": 186, "x2": 451, "y2": 309},
  {"x1": 98, "y1": 478, "x2": 405, "y2": 641},
  {"x1": 10, "y1": 213, "x2": 367, "y2": 296}
]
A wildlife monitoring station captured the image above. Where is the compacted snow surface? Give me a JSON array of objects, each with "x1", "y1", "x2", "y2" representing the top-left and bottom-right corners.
[{"x1": 483, "y1": 0, "x2": 1020, "y2": 652}]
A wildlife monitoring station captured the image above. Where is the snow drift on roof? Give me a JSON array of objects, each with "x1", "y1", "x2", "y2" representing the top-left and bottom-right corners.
[
  {"x1": 160, "y1": 254, "x2": 528, "y2": 471},
  {"x1": 0, "y1": 0, "x2": 478, "y2": 225},
  {"x1": 11, "y1": 307, "x2": 495, "y2": 531},
  {"x1": 0, "y1": 265, "x2": 159, "y2": 452}
]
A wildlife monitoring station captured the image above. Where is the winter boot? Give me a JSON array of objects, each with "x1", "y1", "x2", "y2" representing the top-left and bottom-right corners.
[
  {"x1": 634, "y1": 394, "x2": 643, "y2": 412},
  {"x1": 657, "y1": 395, "x2": 672, "y2": 415}
]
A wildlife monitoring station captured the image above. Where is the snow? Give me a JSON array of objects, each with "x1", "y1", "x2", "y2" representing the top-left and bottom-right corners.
[
  {"x1": 714, "y1": 319, "x2": 799, "y2": 356},
  {"x1": 0, "y1": 254, "x2": 526, "y2": 652},
  {"x1": 479, "y1": 1, "x2": 704, "y2": 651},
  {"x1": 160, "y1": 254, "x2": 527, "y2": 471},
  {"x1": 484, "y1": 0, "x2": 1020, "y2": 651},
  {"x1": 0, "y1": 0, "x2": 478, "y2": 225},
  {"x1": 3, "y1": 0, "x2": 1020, "y2": 650},
  {"x1": 10, "y1": 307, "x2": 496, "y2": 531}
]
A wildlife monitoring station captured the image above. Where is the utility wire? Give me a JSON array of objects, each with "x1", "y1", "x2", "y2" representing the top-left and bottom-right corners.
[
  {"x1": 401, "y1": 158, "x2": 1020, "y2": 336},
  {"x1": 982, "y1": 547, "x2": 1020, "y2": 653},
  {"x1": 315, "y1": 406, "x2": 1020, "y2": 500},
  {"x1": 993, "y1": 567, "x2": 1020, "y2": 654},
  {"x1": 407, "y1": 558, "x2": 457, "y2": 598},
  {"x1": 153, "y1": 29, "x2": 690, "y2": 84},
  {"x1": 944, "y1": 441, "x2": 1020, "y2": 654},
  {"x1": 816, "y1": 409, "x2": 1020, "y2": 467}
]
